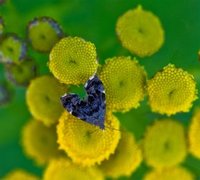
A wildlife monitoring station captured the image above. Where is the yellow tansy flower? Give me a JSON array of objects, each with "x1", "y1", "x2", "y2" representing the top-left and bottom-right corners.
[
  {"x1": 57, "y1": 111, "x2": 121, "y2": 166},
  {"x1": 5, "y1": 58, "x2": 37, "y2": 86},
  {"x1": 27, "y1": 17, "x2": 64, "y2": 52},
  {"x1": 49, "y1": 36, "x2": 98, "y2": 85},
  {"x1": 0, "y1": 17, "x2": 3, "y2": 35},
  {"x1": 147, "y1": 64, "x2": 197, "y2": 116},
  {"x1": 144, "y1": 166, "x2": 194, "y2": 180},
  {"x1": 44, "y1": 158, "x2": 104, "y2": 180},
  {"x1": 26, "y1": 75, "x2": 66, "y2": 126},
  {"x1": 116, "y1": 5, "x2": 164, "y2": 57},
  {"x1": 99, "y1": 130, "x2": 142, "y2": 178},
  {"x1": 143, "y1": 119, "x2": 187, "y2": 168},
  {"x1": 99, "y1": 56, "x2": 146, "y2": 112},
  {"x1": 3, "y1": 169, "x2": 39, "y2": 180},
  {"x1": 21, "y1": 119, "x2": 63, "y2": 165},
  {"x1": 189, "y1": 108, "x2": 200, "y2": 159},
  {"x1": 0, "y1": 34, "x2": 27, "y2": 64}
]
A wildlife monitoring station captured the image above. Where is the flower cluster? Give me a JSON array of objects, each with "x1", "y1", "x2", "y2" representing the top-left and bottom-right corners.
[
  {"x1": 9, "y1": 33, "x2": 144, "y2": 179},
  {"x1": 0, "y1": 33, "x2": 38, "y2": 87},
  {"x1": 48, "y1": 36, "x2": 143, "y2": 178},
  {"x1": 1, "y1": 3, "x2": 199, "y2": 180},
  {"x1": 0, "y1": 16, "x2": 63, "y2": 107}
]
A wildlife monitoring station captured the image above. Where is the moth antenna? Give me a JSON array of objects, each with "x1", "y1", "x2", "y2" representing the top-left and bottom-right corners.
[
  {"x1": 104, "y1": 125, "x2": 126, "y2": 133},
  {"x1": 83, "y1": 124, "x2": 124, "y2": 138}
]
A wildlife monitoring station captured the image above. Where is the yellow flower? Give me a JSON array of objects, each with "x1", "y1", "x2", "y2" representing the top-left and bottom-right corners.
[
  {"x1": 57, "y1": 111, "x2": 121, "y2": 166},
  {"x1": 27, "y1": 17, "x2": 64, "y2": 52},
  {"x1": 49, "y1": 36, "x2": 98, "y2": 85},
  {"x1": 189, "y1": 108, "x2": 200, "y2": 159},
  {"x1": 3, "y1": 169, "x2": 39, "y2": 180},
  {"x1": 0, "y1": 17, "x2": 3, "y2": 35},
  {"x1": 5, "y1": 57, "x2": 37, "y2": 86},
  {"x1": 21, "y1": 119, "x2": 63, "y2": 165},
  {"x1": 0, "y1": 34, "x2": 27, "y2": 64},
  {"x1": 116, "y1": 5, "x2": 164, "y2": 57},
  {"x1": 99, "y1": 130, "x2": 142, "y2": 178},
  {"x1": 143, "y1": 119, "x2": 187, "y2": 168},
  {"x1": 43, "y1": 158, "x2": 104, "y2": 180},
  {"x1": 147, "y1": 64, "x2": 197, "y2": 116},
  {"x1": 26, "y1": 75, "x2": 67, "y2": 126},
  {"x1": 99, "y1": 56, "x2": 146, "y2": 112},
  {"x1": 144, "y1": 166, "x2": 194, "y2": 180}
]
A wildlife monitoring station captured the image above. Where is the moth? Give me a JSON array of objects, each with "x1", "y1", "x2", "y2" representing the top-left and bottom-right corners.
[{"x1": 60, "y1": 75, "x2": 106, "y2": 129}]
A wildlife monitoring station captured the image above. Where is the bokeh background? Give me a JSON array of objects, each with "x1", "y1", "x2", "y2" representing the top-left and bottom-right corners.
[{"x1": 0, "y1": 0, "x2": 200, "y2": 179}]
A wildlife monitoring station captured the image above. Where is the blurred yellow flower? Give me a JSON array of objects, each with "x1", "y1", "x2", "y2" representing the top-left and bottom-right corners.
[
  {"x1": 5, "y1": 57, "x2": 37, "y2": 86},
  {"x1": 0, "y1": 34, "x2": 27, "y2": 64},
  {"x1": 99, "y1": 56, "x2": 146, "y2": 112},
  {"x1": 27, "y1": 17, "x2": 63, "y2": 52},
  {"x1": 57, "y1": 111, "x2": 121, "y2": 166},
  {"x1": 26, "y1": 75, "x2": 66, "y2": 126},
  {"x1": 49, "y1": 36, "x2": 98, "y2": 85},
  {"x1": 143, "y1": 119, "x2": 187, "y2": 168},
  {"x1": 44, "y1": 158, "x2": 104, "y2": 180},
  {"x1": 144, "y1": 166, "x2": 194, "y2": 180},
  {"x1": 3, "y1": 169, "x2": 39, "y2": 180},
  {"x1": 189, "y1": 108, "x2": 200, "y2": 159},
  {"x1": 22, "y1": 119, "x2": 63, "y2": 165},
  {"x1": 147, "y1": 64, "x2": 197, "y2": 116},
  {"x1": 99, "y1": 130, "x2": 142, "y2": 178},
  {"x1": 116, "y1": 5, "x2": 164, "y2": 57},
  {"x1": 0, "y1": 17, "x2": 4, "y2": 35}
]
